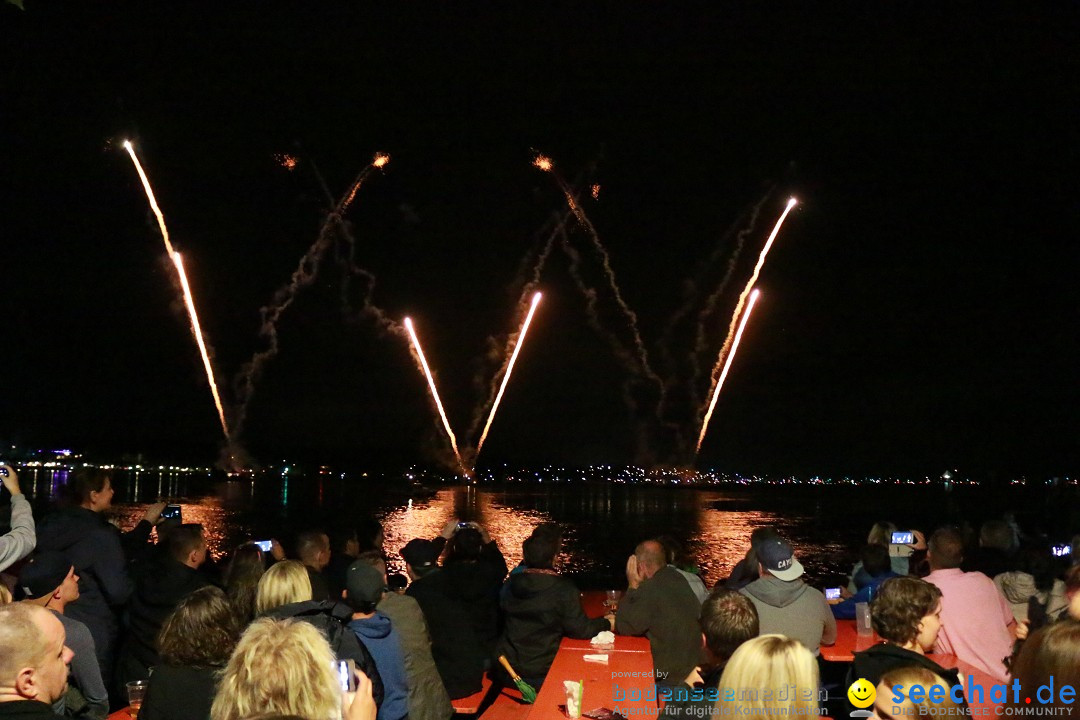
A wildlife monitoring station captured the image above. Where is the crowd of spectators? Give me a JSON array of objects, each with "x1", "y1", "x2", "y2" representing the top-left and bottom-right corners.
[{"x1": 3, "y1": 461, "x2": 1080, "y2": 720}]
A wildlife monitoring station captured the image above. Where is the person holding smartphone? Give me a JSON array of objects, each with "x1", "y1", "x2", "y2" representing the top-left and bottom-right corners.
[{"x1": 0, "y1": 463, "x2": 36, "y2": 573}]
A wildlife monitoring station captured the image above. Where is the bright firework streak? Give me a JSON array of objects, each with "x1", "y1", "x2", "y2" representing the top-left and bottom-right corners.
[
  {"x1": 122, "y1": 141, "x2": 174, "y2": 255},
  {"x1": 474, "y1": 292, "x2": 542, "y2": 463},
  {"x1": 404, "y1": 317, "x2": 466, "y2": 474},
  {"x1": 533, "y1": 154, "x2": 553, "y2": 172},
  {"x1": 703, "y1": 198, "x2": 797, "y2": 405},
  {"x1": 373, "y1": 152, "x2": 390, "y2": 168},
  {"x1": 172, "y1": 252, "x2": 230, "y2": 439},
  {"x1": 696, "y1": 288, "x2": 761, "y2": 454}
]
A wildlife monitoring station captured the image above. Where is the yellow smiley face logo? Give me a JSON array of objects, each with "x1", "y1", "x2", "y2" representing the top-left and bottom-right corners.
[{"x1": 847, "y1": 678, "x2": 876, "y2": 709}]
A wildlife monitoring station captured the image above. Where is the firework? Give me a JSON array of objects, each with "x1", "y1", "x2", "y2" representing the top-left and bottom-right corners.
[
  {"x1": 695, "y1": 288, "x2": 761, "y2": 454},
  {"x1": 122, "y1": 141, "x2": 174, "y2": 255},
  {"x1": 122, "y1": 141, "x2": 230, "y2": 442},
  {"x1": 533, "y1": 154, "x2": 553, "y2": 172},
  {"x1": 404, "y1": 317, "x2": 466, "y2": 474},
  {"x1": 172, "y1": 252, "x2": 230, "y2": 439},
  {"x1": 474, "y1": 292, "x2": 542, "y2": 463},
  {"x1": 373, "y1": 152, "x2": 390, "y2": 168},
  {"x1": 701, "y1": 198, "x2": 796, "y2": 415}
]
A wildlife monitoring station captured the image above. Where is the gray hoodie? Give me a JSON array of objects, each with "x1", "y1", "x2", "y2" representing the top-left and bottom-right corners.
[
  {"x1": 739, "y1": 574, "x2": 837, "y2": 655},
  {"x1": 0, "y1": 494, "x2": 36, "y2": 572}
]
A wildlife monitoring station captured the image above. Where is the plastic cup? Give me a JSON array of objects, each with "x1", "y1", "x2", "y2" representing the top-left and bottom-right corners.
[
  {"x1": 855, "y1": 602, "x2": 872, "y2": 637},
  {"x1": 563, "y1": 680, "x2": 583, "y2": 719},
  {"x1": 126, "y1": 680, "x2": 147, "y2": 718},
  {"x1": 605, "y1": 590, "x2": 621, "y2": 612}
]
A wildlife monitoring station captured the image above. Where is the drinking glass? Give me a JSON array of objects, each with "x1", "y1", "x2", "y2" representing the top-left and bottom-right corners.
[
  {"x1": 126, "y1": 680, "x2": 147, "y2": 718},
  {"x1": 605, "y1": 589, "x2": 622, "y2": 612}
]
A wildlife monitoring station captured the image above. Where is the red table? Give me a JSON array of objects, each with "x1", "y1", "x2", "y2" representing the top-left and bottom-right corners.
[
  {"x1": 820, "y1": 619, "x2": 881, "y2": 662},
  {"x1": 527, "y1": 637, "x2": 661, "y2": 720}
]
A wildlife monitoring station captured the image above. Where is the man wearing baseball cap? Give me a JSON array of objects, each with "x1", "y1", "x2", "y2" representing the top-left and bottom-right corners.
[
  {"x1": 18, "y1": 554, "x2": 107, "y2": 719},
  {"x1": 738, "y1": 535, "x2": 836, "y2": 655},
  {"x1": 345, "y1": 562, "x2": 408, "y2": 720}
]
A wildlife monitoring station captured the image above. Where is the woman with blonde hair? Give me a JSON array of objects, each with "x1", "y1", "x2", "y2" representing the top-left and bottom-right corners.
[
  {"x1": 256, "y1": 560, "x2": 385, "y2": 708},
  {"x1": 874, "y1": 666, "x2": 963, "y2": 719},
  {"x1": 256, "y1": 560, "x2": 312, "y2": 614},
  {"x1": 211, "y1": 618, "x2": 376, "y2": 720},
  {"x1": 715, "y1": 635, "x2": 819, "y2": 717}
]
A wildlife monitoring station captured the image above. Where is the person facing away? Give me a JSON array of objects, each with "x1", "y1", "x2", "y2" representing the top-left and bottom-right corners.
[
  {"x1": 830, "y1": 543, "x2": 899, "y2": 619},
  {"x1": 847, "y1": 576, "x2": 967, "y2": 713},
  {"x1": 353, "y1": 551, "x2": 452, "y2": 720},
  {"x1": 0, "y1": 465, "x2": 35, "y2": 573},
  {"x1": 296, "y1": 530, "x2": 333, "y2": 603},
  {"x1": 738, "y1": 536, "x2": 837, "y2": 655},
  {"x1": 19, "y1": 553, "x2": 108, "y2": 720},
  {"x1": 35, "y1": 469, "x2": 166, "y2": 687},
  {"x1": 0, "y1": 603, "x2": 75, "y2": 720},
  {"x1": 924, "y1": 526, "x2": 1015, "y2": 682},
  {"x1": 495, "y1": 531, "x2": 612, "y2": 688},
  {"x1": 615, "y1": 540, "x2": 703, "y2": 688},
  {"x1": 660, "y1": 589, "x2": 759, "y2": 720},
  {"x1": 140, "y1": 586, "x2": 240, "y2": 720},
  {"x1": 402, "y1": 538, "x2": 486, "y2": 699},
  {"x1": 723, "y1": 528, "x2": 780, "y2": 591},
  {"x1": 255, "y1": 560, "x2": 386, "y2": 709},
  {"x1": 345, "y1": 561, "x2": 409, "y2": 720},
  {"x1": 116, "y1": 524, "x2": 210, "y2": 689},
  {"x1": 656, "y1": 535, "x2": 708, "y2": 605}
]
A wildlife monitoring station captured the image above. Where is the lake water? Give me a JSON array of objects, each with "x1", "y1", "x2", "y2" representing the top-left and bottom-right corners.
[{"x1": 18, "y1": 466, "x2": 1069, "y2": 590}]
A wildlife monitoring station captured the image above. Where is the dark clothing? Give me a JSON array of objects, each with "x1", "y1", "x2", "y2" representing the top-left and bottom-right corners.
[
  {"x1": 37, "y1": 507, "x2": 153, "y2": 685},
  {"x1": 849, "y1": 643, "x2": 967, "y2": 712},
  {"x1": 439, "y1": 559, "x2": 504, "y2": 657},
  {"x1": 307, "y1": 565, "x2": 332, "y2": 603},
  {"x1": 262, "y1": 600, "x2": 385, "y2": 708},
  {"x1": 116, "y1": 559, "x2": 210, "y2": 687},
  {"x1": 0, "y1": 701, "x2": 66, "y2": 720},
  {"x1": 723, "y1": 555, "x2": 759, "y2": 590},
  {"x1": 349, "y1": 613, "x2": 410, "y2": 720},
  {"x1": 660, "y1": 667, "x2": 723, "y2": 720},
  {"x1": 407, "y1": 569, "x2": 487, "y2": 699},
  {"x1": 495, "y1": 570, "x2": 609, "y2": 681},
  {"x1": 52, "y1": 611, "x2": 108, "y2": 720},
  {"x1": 964, "y1": 548, "x2": 1014, "y2": 580},
  {"x1": 830, "y1": 572, "x2": 899, "y2": 619},
  {"x1": 326, "y1": 553, "x2": 358, "y2": 601},
  {"x1": 377, "y1": 593, "x2": 452, "y2": 720},
  {"x1": 141, "y1": 665, "x2": 218, "y2": 720},
  {"x1": 616, "y1": 566, "x2": 703, "y2": 688}
]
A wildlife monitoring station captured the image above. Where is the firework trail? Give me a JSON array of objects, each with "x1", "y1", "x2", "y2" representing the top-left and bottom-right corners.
[
  {"x1": 687, "y1": 189, "x2": 775, "y2": 405},
  {"x1": 533, "y1": 153, "x2": 663, "y2": 394},
  {"x1": 122, "y1": 141, "x2": 232, "y2": 445},
  {"x1": 232, "y1": 153, "x2": 391, "y2": 440},
  {"x1": 695, "y1": 288, "x2": 762, "y2": 455},
  {"x1": 473, "y1": 292, "x2": 542, "y2": 463},
  {"x1": 404, "y1": 317, "x2": 467, "y2": 475},
  {"x1": 698, "y1": 198, "x2": 797, "y2": 428},
  {"x1": 171, "y1": 252, "x2": 230, "y2": 439}
]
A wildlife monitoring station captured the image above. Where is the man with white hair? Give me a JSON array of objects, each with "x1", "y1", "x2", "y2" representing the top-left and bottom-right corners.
[
  {"x1": 615, "y1": 539, "x2": 702, "y2": 687},
  {"x1": 0, "y1": 603, "x2": 74, "y2": 720}
]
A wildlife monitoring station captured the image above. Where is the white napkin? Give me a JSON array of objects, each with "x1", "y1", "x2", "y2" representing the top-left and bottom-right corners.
[
  {"x1": 590, "y1": 630, "x2": 615, "y2": 645},
  {"x1": 583, "y1": 653, "x2": 609, "y2": 664}
]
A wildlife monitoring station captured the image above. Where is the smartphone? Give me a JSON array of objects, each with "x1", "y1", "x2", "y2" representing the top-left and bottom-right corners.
[
  {"x1": 336, "y1": 659, "x2": 356, "y2": 693},
  {"x1": 254, "y1": 540, "x2": 274, "y2": 552},
  {"x1": 891, "y1": 531, "x2": 914, "y2": 545},
  {"x1": 457, "y1": 522, "x2": 470, "y2": 529},
  {"x1": 825, "y1": 587, "x2": 841, "y2": 600},
  {"x1": 1052, "y1": 544, "x2": 1071, "y2": 557},
  {"x1": 161, "y1": 504, "x2": 182, "y2": 522},
  {"x1": 0, "y1": 466, "x2": 8, "y2": 477}
]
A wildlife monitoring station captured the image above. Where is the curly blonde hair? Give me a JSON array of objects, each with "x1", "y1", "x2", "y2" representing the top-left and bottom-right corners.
[
  {"x1": 255, "y1": 560, "x2": 313, "y2": 614},
  {"x1": 210, "y1": 618, "x2": 340, "y2": 720}
]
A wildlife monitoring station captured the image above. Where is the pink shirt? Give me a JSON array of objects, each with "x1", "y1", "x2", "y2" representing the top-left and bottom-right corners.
[{"x1": 925, "y1": 568, "x2": 1015, "y2": 681}]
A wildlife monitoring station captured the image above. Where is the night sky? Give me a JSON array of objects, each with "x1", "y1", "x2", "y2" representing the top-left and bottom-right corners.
[{"x1": 2, "y1": 3, "x2": 1078, "y2": 475}]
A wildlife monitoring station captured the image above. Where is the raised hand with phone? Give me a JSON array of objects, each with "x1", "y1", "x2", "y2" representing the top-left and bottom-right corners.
[{"x1": 0, "y1": 463, "x2": 36, "y2": 572}]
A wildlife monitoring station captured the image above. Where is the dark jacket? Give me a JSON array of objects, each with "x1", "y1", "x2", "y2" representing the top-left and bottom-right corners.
[
  {"x1": 36, "y1": 507, "x2": 153, "y2": 680},
  {"x1": 262, "y1": 600, "x2": 385, "y2": 708},
  {"x1": 616, "y1": 565, "x2": 703, "y2": 687},
  {"x1": 141, "y1": 665, "x2": 219, "y2": 720},
  {"x1": 117, "y1": 559, "x2": 210, "y2": 686},
  {"x1": 0, "y1": 701, "x2": 65, "y2": 720},
  {"x1": 377, "y1": 593, "x2": 452, "y2": 720},
  {"x1": 849, "y1": 643, "x2": 967, "y2": 712},
  {"x1": 407, "y1": 569, "x2": 487, "y2": 699},
  {"x1": 307, "y1": 565, "x2": 332, "y2": 603},
  {"x1": 349, "y1": 613, "x2": 409, "y2": 720},
  {"x1": 660, "y1": 666, "x2": 724, "y2": 720},
  {"x1": 495, "y1": 570, "x2": 609, "y2": 681}
]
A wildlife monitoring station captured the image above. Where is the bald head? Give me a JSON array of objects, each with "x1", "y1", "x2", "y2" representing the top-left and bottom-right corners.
[
  {"x1": 635, "y1": 540, "x2": 667, "y2": 579},
  {"x1": 0, "y1": 603, "x2": 71, "y2": 703}
]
